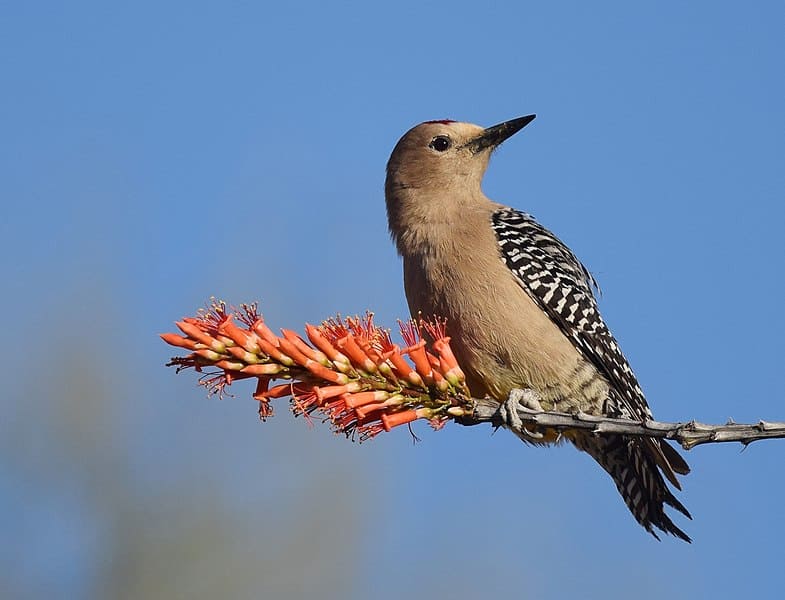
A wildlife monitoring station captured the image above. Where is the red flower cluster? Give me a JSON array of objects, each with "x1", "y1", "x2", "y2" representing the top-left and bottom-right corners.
[{"x1": 161, "y1": 300, "x2": 473, "y2": 441}]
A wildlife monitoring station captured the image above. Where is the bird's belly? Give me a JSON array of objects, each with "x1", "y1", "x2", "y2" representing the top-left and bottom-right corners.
[{"x1": 404, "y1": 254, "x2": 608, "y2": 415}]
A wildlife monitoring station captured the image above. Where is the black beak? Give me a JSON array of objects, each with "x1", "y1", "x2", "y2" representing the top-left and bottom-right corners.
[{"x1": 464, "y1": 114, "x2": 536, "y2": 153}]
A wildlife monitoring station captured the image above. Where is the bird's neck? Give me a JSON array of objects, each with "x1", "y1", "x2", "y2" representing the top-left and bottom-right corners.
[{"x1": 385, "y1": 182, "x2": 494, "y2": 259}]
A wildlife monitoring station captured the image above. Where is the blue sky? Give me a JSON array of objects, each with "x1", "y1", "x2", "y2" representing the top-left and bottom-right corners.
[{"x1": 2, "y1": 1, "x2": 784, "y2": 598}]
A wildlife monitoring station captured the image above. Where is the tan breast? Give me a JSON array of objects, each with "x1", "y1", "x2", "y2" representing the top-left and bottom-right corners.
[{"x1": 402, "y1": 205, "x2": 607, "y2": 413}]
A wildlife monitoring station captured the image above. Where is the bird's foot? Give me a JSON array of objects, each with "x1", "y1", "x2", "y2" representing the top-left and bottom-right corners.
[{"x1": 500, "y1": 388, "x2": 545, "y2": 441}]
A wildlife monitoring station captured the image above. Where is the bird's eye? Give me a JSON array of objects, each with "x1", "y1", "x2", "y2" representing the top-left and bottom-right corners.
[{"x1": 429, "y1": 136, "x2": 452, "y2": 152}]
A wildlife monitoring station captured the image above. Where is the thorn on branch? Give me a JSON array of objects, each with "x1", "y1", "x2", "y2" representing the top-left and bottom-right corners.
[{"x1": 466, "y1": 396, "x2": 785, "y2": 451}]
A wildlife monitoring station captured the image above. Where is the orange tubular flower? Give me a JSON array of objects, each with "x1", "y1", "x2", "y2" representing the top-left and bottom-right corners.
[
  {"x1": 281, "y1": 329, "x2": 330, "y2": 365},
  {"x1": 303, "y1": 361, "x2": 350, "y2": 385},
  {"x1": 226, "y1": 345, "x2": 261, "y2": 363},
  {"x1": 343, "y1": 391, "x2": 390, "y2": 409},
  {"x1": 239, "y1": 364, "x2": 284, "y2": 376},
  {"x1": 314, "y1": 382, "x2": 363, "y2": 403},
  {"x1": 276, "y1": 337, "x2": 311, "y2": 367},
  {"x1": 381, "y1": 345, "x2": 423, "y2": 387},
  {"x1": 404, "y1": 340, "x2": 433, "y2": 382},
  {"x1": 219, "y1": 319, "x2": 261, "y2": 353},
  {"x1": 264, "y1": 383, "x2": 300, "y2": 399},
  {"x1": 381, "y1": 408, "x2": 433, "y2": 431},
  {"x1": 214, "y1": 359, "x2": 246, "y2": 371},
  {"x1": 176, "y1": 321, "x2": 226, "y2": 352},
  {"x1": 255, "y1": 338, "x2": 293, "y2": 366},
  {"x1": 432, "y1": 337, "x2": 458, "y2": 370},
  {"x1": 194, "y1": 348, "x2": 226, "y2": 362},
  {"x1": 335, "y1": 334, "x2": 377, "y2": 373},
  {"x1": 252, "y1": 318, "x2": 280, "y2": 346},
  {"x1": 162, "y1": 300, "x2": 473, "y2": 442},
  {"x1": 305, "y1": 323, "x2": 351, "y2": 367},
  {"x1": 159, "y1": 333, "x2": 198, "y2": 351}
]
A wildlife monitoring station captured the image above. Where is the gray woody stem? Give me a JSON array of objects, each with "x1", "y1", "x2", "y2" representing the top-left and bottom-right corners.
[{"x1": 468, "y1": 396, "x2": 785, "y2": 450}]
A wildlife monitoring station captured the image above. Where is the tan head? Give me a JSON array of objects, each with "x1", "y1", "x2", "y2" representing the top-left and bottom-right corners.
[{"x1": 385, "y1": 116, "x2": 535, "y2": 252}]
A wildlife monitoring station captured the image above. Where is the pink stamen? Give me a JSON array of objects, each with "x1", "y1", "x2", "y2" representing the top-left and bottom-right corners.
[
  {"x1": 198, "y1": 371, "x2": 231, "y2": 398},
  {"x1": 428, "y1": 417, "x2": 448, "y2": 431},
  {"x1": 357, "y1": 422, "x2": 385, "y2": 441},
  {"x1": 421, "y1": 316, "x2": 449, "y2": 342},
  {"x1": 319, "y1": 316, "x2": 350, "y2": 344},
  {"x1": 291, "y1": 390, "x2": 319, "y2": 420},
  {"x1": 236, "y1": 302, "x2": 261, "y2": 327},
  {"x1": 253, "y1": 377, "x2": 273, "y2": 420},
  {"x1": 398, "y1": 319, "x2": 422, "y2": 347}
]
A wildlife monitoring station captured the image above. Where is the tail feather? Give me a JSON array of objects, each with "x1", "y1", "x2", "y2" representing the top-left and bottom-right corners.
[
  {"x1": 644, "y1": 437, "x2": 692, "y2": 491},
  {"x1": 661, "y1": 438, "x2": 691, "y2": 475},
  {"x1": 574, "y1": 433, "x2": 692, "y2": 542}
]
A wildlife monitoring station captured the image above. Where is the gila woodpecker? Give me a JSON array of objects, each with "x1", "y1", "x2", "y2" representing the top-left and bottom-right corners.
[{"x1": 385, "y1": 116, "x2": 692, "y2": 541}]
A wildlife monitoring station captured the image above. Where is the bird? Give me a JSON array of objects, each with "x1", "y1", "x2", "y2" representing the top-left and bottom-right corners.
[{"x1": 384, "y1": 115, "x2": 692, "y2": 541}]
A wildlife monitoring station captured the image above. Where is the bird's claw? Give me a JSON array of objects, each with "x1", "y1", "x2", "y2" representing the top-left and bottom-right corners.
[{"x1": 501, "y1": 388, "x2": 545, "y2": 441}]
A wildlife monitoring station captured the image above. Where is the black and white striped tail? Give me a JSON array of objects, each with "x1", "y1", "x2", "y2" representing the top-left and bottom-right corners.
[{"x1": 575, "y1": 434, "x2": 692, "y2": 542}]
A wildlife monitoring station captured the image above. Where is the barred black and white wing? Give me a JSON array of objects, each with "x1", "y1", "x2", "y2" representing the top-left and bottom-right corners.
[
  {"x1": 490, "y1": 207, "x2": 648, "y2": 421},
  {"x1": 491, "y1": 207, "x2": 691, "y2": 541}
]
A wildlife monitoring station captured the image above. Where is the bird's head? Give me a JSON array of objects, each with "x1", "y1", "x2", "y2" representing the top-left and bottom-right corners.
[
  {"x1": 385, "y1": 116, "x2": 535, "y2": 249},
  {"x1": 385, "y1": 115, "x2": 535, "y2": 195}
]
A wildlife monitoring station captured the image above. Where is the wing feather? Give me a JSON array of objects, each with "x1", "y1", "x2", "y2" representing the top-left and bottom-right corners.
[{"x1": 491, "y1": 207, "x2": 651, "y2": 421}]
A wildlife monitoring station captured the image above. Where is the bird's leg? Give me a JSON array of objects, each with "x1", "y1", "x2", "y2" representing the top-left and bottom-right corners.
[{"x1": 499, "y1": 388, "x2": 545, "y2": 440}]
